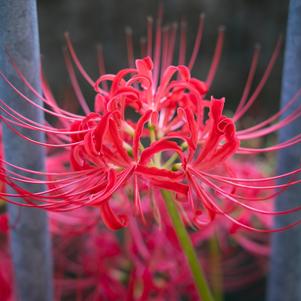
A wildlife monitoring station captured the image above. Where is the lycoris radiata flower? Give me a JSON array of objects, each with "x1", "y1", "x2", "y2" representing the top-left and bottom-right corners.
[
  {"x1": 0, "y1": 167, "x2": 272, "y2": 301},
  {"x1": 0, "y1": 128, "x2": 276, "y2": 299},
  {"x1": 0, "y1": 12, "x2": 301, "y2": 232}
]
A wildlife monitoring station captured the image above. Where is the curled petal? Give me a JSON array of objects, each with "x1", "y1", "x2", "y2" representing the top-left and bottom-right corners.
[
  {"x1": 133, "y1": 110, "x2": 152, "y2": 160},
  {"x1": 136, "y1": 164, "x2": 183, "y2": 180},
  {"x1": 150, "y1": 179, "x2": 189, "y2": 195},
  {"x1": 139, "y1": 139, "x2": 184, "y2": 165},
  {"x1": 99, "y1": 201, "x2": 128, "y2": 230}
]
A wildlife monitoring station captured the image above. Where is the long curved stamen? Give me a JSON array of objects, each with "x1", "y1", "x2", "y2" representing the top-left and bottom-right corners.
[
  {"x1": 233, "y1": 37, "x2": 282, "y2": 122},
  {"x1": 188, "y1": 14, "x2": 205, "y2": 70},
  {"x1": 206, "y1": 26, "x2": 225, "y2": 89},
  {"x1": 234, "y1": 45, "x2": 261, "y2": 117},
  {"x1": 64, "y1": 33, "x2": 95, "y2": 87},
  {"x1": 63, "y1": 49, "x2": 91, "y2": 115}
]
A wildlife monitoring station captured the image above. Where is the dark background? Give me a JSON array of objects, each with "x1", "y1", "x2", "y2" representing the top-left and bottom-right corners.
[
  {"x1": 37, "y1": 0, "x2": 289, "y2": 117},
  {"x1": 36, "y1": 1, "x2": 289, "y2": 300}
]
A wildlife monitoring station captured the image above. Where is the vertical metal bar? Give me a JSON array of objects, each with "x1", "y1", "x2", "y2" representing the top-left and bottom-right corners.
[
  {"x1": 0, "y1": 1, "x2": 53, "y2": 300},
  {"x1": 267, "y1": 1, "x2": 301, "y2": 300}
]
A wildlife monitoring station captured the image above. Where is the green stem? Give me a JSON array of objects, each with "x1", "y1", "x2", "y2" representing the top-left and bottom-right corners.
[
  {"x1": 161, "y1": 190, "x2": 215, "y2": 301},
  {"x1": 149, "y1": 123, "x2": 161, "y2": 166},
  {"x1": 209, "y1": 234, "x2": 223, "y2": 301}
]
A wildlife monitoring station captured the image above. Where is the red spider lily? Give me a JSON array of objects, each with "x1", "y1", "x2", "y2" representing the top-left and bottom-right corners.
[
  {"x1": 0, "y1": 198, "x2": 270, "y2": 301},
  {"x1": 0, "y1": 207, "x2": 129, "y2": 301},
  {"x1": 131, "y1": 166, "x2": 272, "y2": 299},
  {"x1": 189, "y1": 159, "x2": 273, "y2": 293},
  {"x1": 190, "y1": 159, "x2": 273, "y2": 251},
  {"x1": 0, "y1": 145, "x2": 272, "y2": 300},
  {"x1": 50, "y1": 210, "x2": 129, "y2": 301},
  {"x1": 55, "y1": 159, "x2": 274, "y2": 298},
  {"x1": 0, "y1": 12, "x2": 301, "y2": 233}
]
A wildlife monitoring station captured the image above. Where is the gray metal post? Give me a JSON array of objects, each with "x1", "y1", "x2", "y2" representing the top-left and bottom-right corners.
[
  {"x1": 0, "y1": 1, "x2": 53, "y2": 300},
  {"x1": 267, "y1": 1, "x2": 301, "y2": 300}
]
